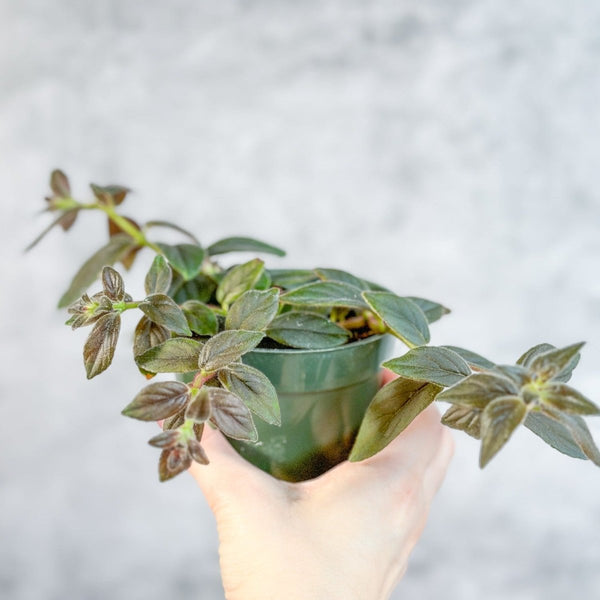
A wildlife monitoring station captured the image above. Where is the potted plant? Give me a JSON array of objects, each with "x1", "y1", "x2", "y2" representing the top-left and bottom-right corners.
[{"x1": 30, "y1": 169, "x2": 600, "y2": 483}]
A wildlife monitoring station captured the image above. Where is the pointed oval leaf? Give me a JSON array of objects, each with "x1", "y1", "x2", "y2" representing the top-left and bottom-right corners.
[
  {"x1": 219, "y1": 362, "x2": 281, "y2": 425},
  {"x1": 216, "y1": 259, "x2": 265, "y2": 308},
  {"x1": 225, "y1": 289, "x2": 280, "y2": 331},
  {"x1": 362, "y1": 291, "x2": 430, "y2": 347},
  {"x1": 541, "y1": 382, "x2": 600, "y2": 415},
  {"x1": 187, "y1": 439, "x2": 209, "y2": 465},
  {"x1": 208, "y1": 388, "x2": 258, "y2": 442},
  {"x1": 314, "y1": 268, "x2": 369, "y2": 290},
  {"x1": 159, "y1": 447, "x2": 191, "y2": 482},
  {"x1": 122, "y1": 381, "x2": 190, "y2": 421},
  {"x1": 136, "y1": 338, "x2": 203, "y2": 373},
  {"x1": 101, "y1": 266, "x2": 125, "y2": 301},
  {"x1": 169, "y1": 271, "x2": 216, "y2": 304},
  {"x1": 157, "y1": 243, "x2": 205, "y2": 281},
  {"x1": 83, "y1": 312, "x2": 121, "y2": 379},
  {"x1": 493, "y1": 364, "x2": 532, "y2": 388},
  {"x1": 133, "y1": 316, "x2": 171, "y2": 358},
  {"x1": 199, "y1": 330, "x2": 265, "y2": 372},
  {"x1": 349, "y1": 377, "x2": 442, "y2": 462},
  {"x1": 58, "y1": 234, "x2": 135, "y2": 307},
  {"x1": 479, "y1": 396, "x2": 527, "y2": 467},
  {"x1": 266, "y1": 311, "x2": 350, "y2": 349},
  {"x1": 406, "y1": 297, "x2": 451, "y2": 324},
  {"x1": 50, "y1": 169, "x2": 71, "y2": 197},
  {"x1": 185, "y1": 388, "x2": 212, "y2": 423},
  {"x1": 90, "y1": 183, "x2": 130, "y2": 206},
  {"x1": 516, "y1": 343, "x2": 555, "y2": 367},
  {"x1": 530, "y1": 342, "x2": 585, "y2": 381},
  {"x1": 441, "y1": 405, "x2": 482, "y2": 439},
  {"x1": 281, "y1": 281, "x2": 367, "y2": 310},
  {"x1": 145, "y1": 255, "x2": 173, "y2": 295},
  {"x1": 148, "y1": 430, "x2": 181, "y2": 449},
  {"x1": 383, "y1": 346, "x2": 471, "y2": 388},
  {"x1": 525, "y1": 410, "x2": 588, "y2": 461},
  {"x1": 440, "y1": 346, "x2": 495, "y2": 370},
  {"x1": 437, "y1": 372, "x2": 519, "y2": 408},
  {"x1": 269, "y1": 269, "x2": 318, "y2": 290},
  {"x1": 207, "y1": 236, "x2": 285, "y2": 257},
  {"x1": 181, "y1": 300, "x2": 219, "y2": 336},
  {"x1": 139, "y1": 293, "x2": 192, "y2": 336}
]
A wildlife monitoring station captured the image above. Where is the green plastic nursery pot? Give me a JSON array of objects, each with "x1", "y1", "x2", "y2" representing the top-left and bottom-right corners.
[{"x1": 227, "y1": 334, "x2": 394, "y2": 482}]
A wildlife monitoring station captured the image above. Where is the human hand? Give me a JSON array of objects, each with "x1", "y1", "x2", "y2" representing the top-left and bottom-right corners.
[{"x1": 189, "y1": 371, "x2": 455, "y2": 600}]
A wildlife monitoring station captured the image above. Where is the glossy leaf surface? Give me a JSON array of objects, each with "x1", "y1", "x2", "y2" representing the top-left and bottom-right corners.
[
  {"x1": 267, "y1": 311, "x2": 350, "y2": 349},
  {"x1": 139, "y1": 293, "x2": 192, "y2": 336},
  {"x1": 157, "y1": 243, "x2": 205, "y2": 281},
  {"x1": 198, "y1": 330, "x2": 264, "y2": 372}
]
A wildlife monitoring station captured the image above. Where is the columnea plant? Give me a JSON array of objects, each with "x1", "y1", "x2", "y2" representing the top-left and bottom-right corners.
[{"x1": 30, "y1": 170, "x2": 600, "y2": 481}]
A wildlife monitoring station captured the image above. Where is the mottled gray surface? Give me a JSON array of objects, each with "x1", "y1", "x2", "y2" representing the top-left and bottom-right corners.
[{"x1": 2, "y1": 1, "x2": 600, "y2": 598}]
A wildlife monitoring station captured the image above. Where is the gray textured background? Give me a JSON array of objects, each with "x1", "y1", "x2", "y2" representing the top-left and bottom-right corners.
[{"x1": 2, "y1": 1, "x2": 600, "y2": 598}]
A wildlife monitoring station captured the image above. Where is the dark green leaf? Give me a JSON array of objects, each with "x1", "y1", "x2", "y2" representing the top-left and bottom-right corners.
[
  {"x1": 139, "y1": 293, "x2": 192, "y2": 336},
  {"x1": 90, "y1": 183, "x2": 130, "y2": 206},
  {"x1": 281, "y1": 281, "x2": 367, "y2": 310},
  {"x1": 207, "y1": 236, "x2": 285, "y2": 257},
  {"x1": 187, "y1": 439, "x2": 209, "y2": 465},
  {"x1": 362, "y1": 291, "x2": 430, "y2": 347},
  {"x1": 162, "y1": 411, "x2": 186, "y2": 431},
  {"x1": 50, "y1": 169, "x2": 71, "y2": 197},
  {"x1": 541, "y1": 382, "x2": 600, "y2": 415},
  {"x1": 198, "y1": 330, "x2": 265, "y2": 372},
  {"x1": 525, "y1": 411, "x2": 588, "y2": 460},
  {"x1": 440, "y1": 346, "x2": 495, "y2": 370},
  {"x1": 266, "y1": 311, "x2": 350, "y2": 349},
  {"x1": 185, "y1": 388, "x2": 211, "y2": 423},
  {"x1": 437, "y1": 373, "x2": 519, "y2": 408},
  {"x1": 253, "y1": 268, "x2": 272, "y2": 291},
  {"x1": 159, "y1": 447, "x2": 191, "y2": 482},
  {"x1": 530, "y1": 342, "x2": 585, "y2": 382},
  {"x1": 216, "y1": 259, "x2": 265, "y2": 308},
  {"x1": 383, "y1": 346, "x2": 471, "y2": 387},
  {"x1": 479, "y1": 396, "x2": 527, "y2": 467},
  {"x1": 349, "y1": 378, "x2": 442, "y2": 461},
  {"x1": 145, "y1": 220, "x2": 200, "y2": 244},
  {"x1": 133, "y1": 316, "x2": 171, "y2": 357},
  {"x1": 83, "y1": 312, "x2": 121, "y2": 379},
  {"x1": 144, "y1": 255, "x2": 173, "y2": 295},
  {"x1": 225, "y1": 289, "x2": 280, "y2": 331},
  {"x1": 406, "y1": 297, "x2": 451, "y2": 324},
  {"x1": 157, "y1": 243, "x2": 205, "y2": 281},
  {"x1": 136, "y1": 338, "x2": 203, "y2": 373},
  {"x1": 441, "y1": 405, "x2": 482, "y2": 439},
  {"x1": 169, "y1": 272, "x2": 216, "y2": 304},
  {"x1": 208, "y1": 387, "x2": 258, "y2": 442},
  {"x1": 315, "y1": 268, "x2": 369, "y2": 290},
  {"x1": 269, "y1": 269, "x2": 318, "y2": 289},
  {"x1": 58, "y1": 234, "x2": 135, "y2": 307},
  {"x1": 181, "y1": 300, "x2": 219, "y2": 336},
  {"x1": 148, "y1": 430, "x2": 181, "y2": 449},
  {"x1": 219, "y1": 362, "x2": 281, "y2": 425},
  {"x1": 122, "y1": 381, "x2": 190, "y2": 421},
  {"x1": 101, "y1": 266, "x2": 125, "y2": 301}
]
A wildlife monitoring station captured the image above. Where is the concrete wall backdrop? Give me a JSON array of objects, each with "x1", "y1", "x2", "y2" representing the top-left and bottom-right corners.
[{"x1": 2, "y1": 1, "x2": 600, "y2": 598}]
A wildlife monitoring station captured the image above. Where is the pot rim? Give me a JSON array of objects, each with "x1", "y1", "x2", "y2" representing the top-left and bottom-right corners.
[{"x1": 250, "y1": 333, "x2": 390, "y2": 355}]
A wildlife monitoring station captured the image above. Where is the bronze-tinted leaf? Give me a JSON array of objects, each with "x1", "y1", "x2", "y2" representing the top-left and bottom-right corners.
[
  {"x1": 441, "y1": 405, "x2": 482, "y2": 439},
  {"x1": 349, "y1": 377, "x2": 443, "y2": 462},
  {"x1": 162, "y1": 411, "x2": 185, "y2": 431},
  {"x1": 139, "y1": 293, "x2": 192, "y2": 336},
  {"x1": 216, "y1": 259, "x2": 265, "y2": 308},
  {"x1": 198, "y1": 330, "x2": 264, "y2": 372},
  {"x1": 157, "y1": 243, "x2": 205, "y2": 281},
  {"x1": 144, "y1": 255, "x2": 172, "y2": 295},
  {"x1": 529, "y1": 342, "x2": 585, "y2": 382},
  {"x1": 83, "y1": 312, "x2": 121, "y2": 379},
  {"x1": 187, "y1": 439, "x2": 209, "y2": 465},
  {"x1": 136, "y1": 338, "x2": 203, "y2": 373},
  {"x1": 207, "y1": 236, "x2": 285, "y2": 257},
  {"x1": 479, "y1": 396, "x2": 527, "y2": 467},
  {"x1": 159, "y1": 447, "x2": 191, "y2": 482},
  {"x1": 266, "y1": 311, "x2": 350, "y2": 349},
  {"x1": 208, "y1": 387, "x2": 258, "y2": 442},
  {"x1": 541, "y1": 382, "x2": 600, "y2": 415},
  {"x1": 58, "y1": 209, "x2": 78, "y2": 231},
  {"x1": 101, "y1": 266, "x2": 125, "y2": 301},
  {"x1": 383, "y1": 346, "x2": 471, "y2": 387},
  {"x1": 107, "y1": 216, "x2": 143, "y2": 270},
  {"x1": 436, "y1": 373, "x2": 519, "y2": 409},
  {"x1": 148, "y1": 430, "x2": 181, "y2": 448},
  {"x1": 50, "y1": 169, "x2": 71, "y2": 197},
  {"x1": 133, "y1": 316, "x2": 170, "y2": 358},
  {"x1": 362, "y1": 291, "x2": 430, "y2": 347},
  {"x1": 58, "y1": 234, "x2": 135, "y2": 307},
  {"x1": 219, "y1": 362, "x2": 281, "y2": 425},
  {"x1": 281, "y1": 281, "x2": 367, "y2": 310},
  {"x1": 181, "y1": 300, "x2": 218, "y2": 336},
  {"x1": 225, "y1": 289, "x2": 280, "y2": 331},
  {"x1": 122, "y1": 381, "x2": 190, "y2": 421},
  {"x1": 185, "y1": 388, "x2": 211, "y2": 423},
  {"x1": 91, "y1": 182, "x2": 130, "y2": 206}
]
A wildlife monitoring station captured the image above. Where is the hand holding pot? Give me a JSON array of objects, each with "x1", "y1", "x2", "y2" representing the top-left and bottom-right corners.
[{"x1": 189, "y1": 371, "x2": 455, "y2": 600}]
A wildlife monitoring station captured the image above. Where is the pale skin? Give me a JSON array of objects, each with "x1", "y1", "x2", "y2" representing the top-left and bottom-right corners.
[{"x1": 188, "y1": 371, "x2": 455, "y2": 600}]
